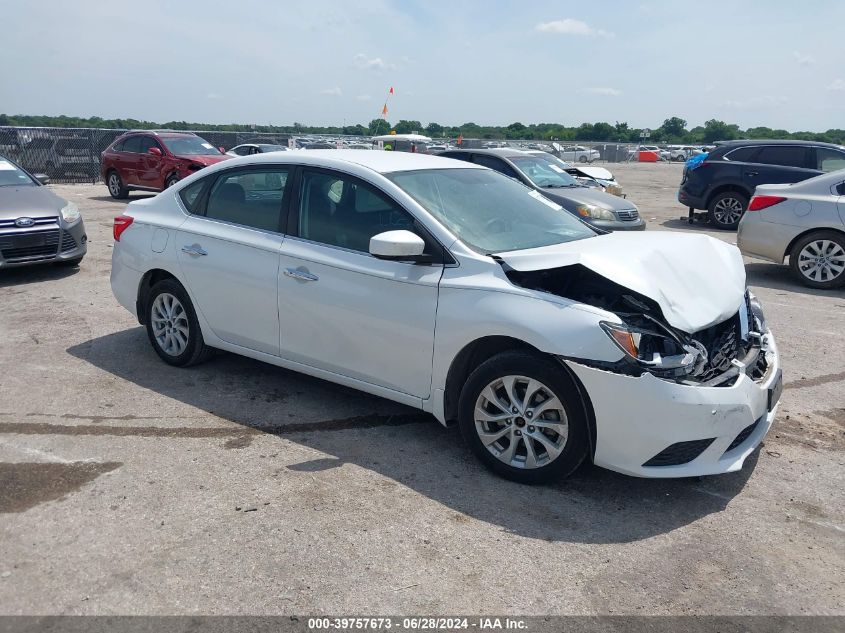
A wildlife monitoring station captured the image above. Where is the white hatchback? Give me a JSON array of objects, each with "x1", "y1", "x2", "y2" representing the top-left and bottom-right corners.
[{"x1": 110, "y1": 151, "x2": 781, "y2": 482}]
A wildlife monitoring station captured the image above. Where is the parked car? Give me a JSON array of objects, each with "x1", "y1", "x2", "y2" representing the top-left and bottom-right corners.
[
  {"x1": 439, "y1": 148, "x2": 644, "y2": 231},
  {"x1": 100, "y1": 132, "x2": 231, "y2": 199},
  {"x1": 0, "y1": 154, "x2": 87, "y2": 268},
  {"x1": 738, "y1": 169, "x2": 845, "y2": 289},
  {"x1": 226, "y1": 143, "x2": 288, "y2": 157},
  {"x1": 678, "y1": 140, "x2": 845, "y2": 230},
  {"x1": 525, "y1": 151, "x2": 625, "y2": 197},
  {"x1": 110, "y1": 151, "x2": 780, "y2": 482},
  {"x1": 667, "y1": 145, "x2": 704, "y2": 162},
  {"x1": 19, "y1": 136, "x2": 96, "y2": 179},
  {"x1": 632, "y1": 145, "x2": 671, "y2": 161},
  {"x1": 558, "y1": 145, "x2": 600, "y2": 163}
]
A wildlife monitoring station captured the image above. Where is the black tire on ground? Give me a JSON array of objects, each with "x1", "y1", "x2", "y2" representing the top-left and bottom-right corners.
[
  {"x1": 165, "y1": 174, "x2": 180, "y2": 189},
  {"x1": 458, "y1": 350, "x2": 589, "y2": 484},
  {"x1": 707, "y1": 190, "x2": 748, "y2": 230},
  {"x1": 789, "y1": 230, "x2": 845, "y2": 290},
  {"x1": 107, "y1": 170, "x2": 129, "y2": 199},
  {"x1": 145, "y1": 279, "x2": 212, "y2": 367},
  {"x1": 55, "y1": 257, "x2": 83, "y2": 267},
  {"x1": 578, "y1": 155, "x2": 588, "y2": 163}
]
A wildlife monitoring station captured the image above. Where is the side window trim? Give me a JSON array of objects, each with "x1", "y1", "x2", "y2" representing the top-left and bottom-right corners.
[
  {"x1": 287, "y1": 166, "x2": 451, "y2": 264},
  {"x1": 192, "y1": 164, "x2": 293, "y2": 234}
]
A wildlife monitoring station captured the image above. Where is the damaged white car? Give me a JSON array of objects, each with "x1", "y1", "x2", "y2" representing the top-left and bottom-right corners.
[{"x1": 110, "y1": 151, "x2": 782, "y2": 483}]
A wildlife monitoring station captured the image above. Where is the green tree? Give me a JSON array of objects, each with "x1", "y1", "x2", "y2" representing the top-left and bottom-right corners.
[
  {"x1": 702, "y1": 119, "x2": 740, "y2": 142},
  {"x1": 368, "y1": 118, "x2": 391, "y2": 135},
  {"x1": 659, "y1": 116, "x2": 688, "y2": 140},
  {"x1": 394, "y1": 120, "x2": 423, "y2": 134},
  {"x1": 425, "y1": 122, "x2": 444, "y2": 137}
]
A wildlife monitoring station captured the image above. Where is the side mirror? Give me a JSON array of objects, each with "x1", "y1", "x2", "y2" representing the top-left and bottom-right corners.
[
  {"x1": 33, "y1": 173, "x2": 50, "y2": 185},
  {"x1": 369, "y1": 230, "x2": 426, "y2": 260},
  {"x1": 218, "y1": 147, "x2": 226, "y2": 154},
  {"x1": 148, "y1": 147, "x2": 162, "y2": 157}
]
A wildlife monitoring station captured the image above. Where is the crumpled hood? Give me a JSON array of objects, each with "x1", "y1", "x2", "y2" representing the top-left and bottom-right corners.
[
  {"x1": 0, "y1": 186, "x2": 66, "y2": 219},
  {"x1": 541, "y1": 186, "x2": 634, "y2": 211},
  {"x1": 570, "y1": 165, "x2": 614, "y2": 181},
  {"x1": 497, "y1": 232, "x2": 746, "y2": 333}
]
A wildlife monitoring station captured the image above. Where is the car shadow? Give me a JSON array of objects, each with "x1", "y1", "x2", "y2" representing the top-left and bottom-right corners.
[
  {"x1": 745, "y1": 262, "x2": 845, "y2": 296},
  {"x1": 86, "y1": 193, "x2": 155, "y2": 204},
  {"x1": 0, "y1": 263, "x2": 80, "y2": 287},
  {"x1": 66, "y1": 328, "x2": 761, "y2": 544},
  {"x1": 659, "y1": 217, "x2": 723, "y2": 233}
]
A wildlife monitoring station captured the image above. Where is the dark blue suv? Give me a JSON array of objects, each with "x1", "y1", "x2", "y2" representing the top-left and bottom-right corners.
[{"x1": 678, "y1": 140, "x2": 845, "y2": 229}]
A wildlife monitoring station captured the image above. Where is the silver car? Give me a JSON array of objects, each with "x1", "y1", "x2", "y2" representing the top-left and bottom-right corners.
[
  {"x1": 0, "y1": 155, "x2": 87, "y2": 269},
  {"x1": 737, "y1": 169, "x2": 845, "y2": 289}
]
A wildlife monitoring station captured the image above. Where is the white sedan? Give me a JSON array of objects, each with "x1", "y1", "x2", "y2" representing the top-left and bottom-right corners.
[{"x1": 110, "y1": 151, "x2": 781, "y2": 482}]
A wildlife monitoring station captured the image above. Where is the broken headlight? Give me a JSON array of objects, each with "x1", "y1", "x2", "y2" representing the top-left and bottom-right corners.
[
  {"x1": 747, "y1": 291, "x2": 767, "y2": 333},
  {"x1": 600, "y1": 320, "x2": 708, "y2": 378}
]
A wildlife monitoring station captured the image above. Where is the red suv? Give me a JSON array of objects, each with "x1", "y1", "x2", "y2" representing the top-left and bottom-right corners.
[{"x1": 100, "y1": 132, "x2": 231, "y2": 199}]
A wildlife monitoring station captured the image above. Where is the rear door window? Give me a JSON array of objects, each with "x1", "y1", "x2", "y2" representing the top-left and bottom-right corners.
[
  {"x1": 724, "y1": 146, "x2": 758, "y2": 162},
  {"x1": 814, "y1": 148, "x2": 845, "y2": 173},
  {"x1": 122, "y1": 136, "x2": 142, "y2": 153},
  {"x1": 204, "y1": 168, "x2": 290, "y2": 232},
  {"x1": 754, "y1": 145, "x2": 809, "y2": 168}
]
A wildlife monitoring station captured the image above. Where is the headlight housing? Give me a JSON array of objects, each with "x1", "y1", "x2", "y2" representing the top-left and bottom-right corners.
[
  {"x1": 60, "y1": 202, "x2": 81, "y2": 225},
  {"x1": 600, "y1": 320, "x2": 708, "y2": 378},
  {"x1": 575, "y1": 203, "x2": 616, "y2": 221}
]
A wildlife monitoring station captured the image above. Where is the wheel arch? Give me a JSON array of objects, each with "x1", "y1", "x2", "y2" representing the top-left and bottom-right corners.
[
  {"x1": 136, "y1": 268, "x2": 181, "y2": 325},
  {"x1": 443, "y1": 335, "x2": 597, "y2": 459},
  {"x1": 783, "y1": 226, "x2": 845, "y2": 262},
  {"x1": 705, "y1": 183, "x2": 751, "y2": 209}
]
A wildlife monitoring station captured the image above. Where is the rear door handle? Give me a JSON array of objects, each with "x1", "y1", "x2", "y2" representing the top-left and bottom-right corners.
[
  {"x1": 745, "y1": 171, "x2": 759, "y2": 177},
  {"x1": 181, "y1": 244, "x2": 207, "y2": 257},
  {"x1": 284, "y1": 267, "x2": 319, "y2": 282}
]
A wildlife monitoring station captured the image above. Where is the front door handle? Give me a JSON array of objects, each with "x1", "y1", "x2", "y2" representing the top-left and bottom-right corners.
[
  {"x1": 284, "y1": 267, "x2": 319, "y2": 282},
  {"x1": 745, "y1": 171, "x2": 759, "y2": 177},
  {"x1": 181, "y1": 244, "x2": 207, "y2": 257}
]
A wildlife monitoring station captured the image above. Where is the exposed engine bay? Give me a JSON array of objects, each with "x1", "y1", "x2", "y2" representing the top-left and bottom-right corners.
[{"x1": 501, "y1": 262, "x2": 769, "y2": 386}]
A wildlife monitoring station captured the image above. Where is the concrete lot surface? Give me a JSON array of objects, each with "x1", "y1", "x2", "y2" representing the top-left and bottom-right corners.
[{"x1": 0, "y1": 162, "x2": 843, "y2": 615}]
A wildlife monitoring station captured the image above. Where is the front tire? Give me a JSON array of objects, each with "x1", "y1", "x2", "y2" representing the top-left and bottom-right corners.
[
  {"x1": 165, "y1": 174, "x2": 180, "y2": 189},
  {"x1": 107, "y1": 171, "x2": 129, "y2": 199},
  {"x1": 707, "y1": 190, "x2": 748, "y2": 230},
  {"x1": 145, "y1": 279, "x2": 212, "y2": 367},
  {"x1": 458, "y1": 350, "x2": 589, "y2": 484},
  {"x1": 789, "y1": 231, "x2": 845, "y2": 289}
]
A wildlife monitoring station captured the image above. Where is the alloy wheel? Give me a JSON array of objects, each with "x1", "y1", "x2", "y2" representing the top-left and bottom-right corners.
[
  {"x1": 797, "y1": 240, "x2": 845, "y2": 283},
  {"x1": 712, "y1": 197, "x2": 744, "y2": 225},
  {"x1": 473, "y1": 375, "x2": 569, "y2": 469},
  {"x1": 108, "y1": 174, "x2": 121, "y2": 196},
  {"x1": 151, "y1": 293, "x2": 190, "y2": 356}
]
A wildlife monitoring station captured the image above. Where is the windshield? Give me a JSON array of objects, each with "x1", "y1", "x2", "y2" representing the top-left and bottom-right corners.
[
  {"x1": 0, "y1": 158, "x2": 36, "y2": 187},
  {"x1": 161, "y1": 136, "x2": 222, "y2": 156},
  {"x1": 388, "y1": 168, "x2": 596, "y2": 253},
  {"x1": 510, "y1": 155, "x2": 580, "y2": 188}
]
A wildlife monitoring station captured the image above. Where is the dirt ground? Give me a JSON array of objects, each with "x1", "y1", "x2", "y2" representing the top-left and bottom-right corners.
[{"x1": 0, "y1": 162, "x2": 843, "y2": 615}]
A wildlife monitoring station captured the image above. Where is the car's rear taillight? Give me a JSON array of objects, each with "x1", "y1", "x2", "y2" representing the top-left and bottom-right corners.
[
  {"x1": 748, "y1": 195, "x2": 787, "y2": 211},
  {"x1": 113, "y1": 215, "x2": 134, "y2": 241}
]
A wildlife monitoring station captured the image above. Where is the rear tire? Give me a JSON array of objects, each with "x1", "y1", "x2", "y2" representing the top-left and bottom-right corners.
[
  {"x1": 707, "y1": 190, "x2": 748, "y2": 230},
  {"x1": 458, "y1": 350, "x2": 589, "y2": 484},
  {"x1": 107, "y1": 171, "x2": 129, "y2": 199},
  {"x1": 789, "y1": 231, "x2": 845, "y2": 289},
  {"x1": 579, "y1": 155, "x2": 588, "y2": 163},
  {"x1": 145, "y1": 279, "x2": 212, "y2": 367}
]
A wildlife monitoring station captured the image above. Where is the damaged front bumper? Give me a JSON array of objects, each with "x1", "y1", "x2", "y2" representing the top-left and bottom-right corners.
[{"x1": 563, "y1": 330, "x2": 781, "y2": 478}]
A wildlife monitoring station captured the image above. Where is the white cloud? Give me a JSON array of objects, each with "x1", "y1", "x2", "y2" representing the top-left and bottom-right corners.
[
  {"x1": 535, "y1": 19, "x2": 613, "y2": 37},
  {"x1": 827, "y1": 78, "x2": 845, "y2": 91},
  {"x1": 353, "y1": 53, "x2": 393, "y2": 70},
  {"x1": 579, "y1": 87, "x2": 621, "y2": 97},
  {"x1": 355, "y1": 94, "x2": 372, "y2": 101},
  {"x1": 320, "y1": 86, "x2": 343, "y2": 96},
  {"x1": 792, "y1": 51, "x2": 815, "y2": 66},
  {"x1": 720, "y1": 95, "x2": 788, "y2": 108}
]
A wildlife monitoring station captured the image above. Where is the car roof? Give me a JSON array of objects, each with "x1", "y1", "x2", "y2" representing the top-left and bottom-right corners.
[
  {"x1": 714, "y1": 139, "x2": 844, "y2": 150},
  {"x1": 221, "y1": 149, "x2": 480, "y2": 174}
]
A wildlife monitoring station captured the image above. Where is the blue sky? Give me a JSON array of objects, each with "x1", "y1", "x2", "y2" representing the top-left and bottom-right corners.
[{"x1": 3, "y1": 0, "x2": 843, "y2": 130}]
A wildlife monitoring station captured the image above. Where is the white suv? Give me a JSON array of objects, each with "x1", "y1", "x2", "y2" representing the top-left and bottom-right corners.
[{"x1": 110, "y1": 151, "x2": 781, "y2": 482}]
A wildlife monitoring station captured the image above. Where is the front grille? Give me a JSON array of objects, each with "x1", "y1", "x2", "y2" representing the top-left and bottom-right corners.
[
  {"x1": 60, "y1": 231, "x2": 77, "y2": 252},
  {"x1": 725, "y1": 420, "x2": 760, "y2": 454},
  {"x1": 694, "y1": 316, "x2": 740, "y2": 382},
  {"x1": 643, "y1": 438, "x2": 716, "y2": 467},
  {"x1": 0, "y1": 216, "x2": 59, "y2": 229},
  {"x1": 0, "y1": 229, "x2": 60, "y2": 261},
  {"x1": 616, "y1": 208, "x2": 639, "y2": 221}
]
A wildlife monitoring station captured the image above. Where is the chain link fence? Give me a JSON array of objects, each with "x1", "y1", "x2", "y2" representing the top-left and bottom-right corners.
[{"x1": 0, "y1": 127, "x2": 701, "y2": 184}]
